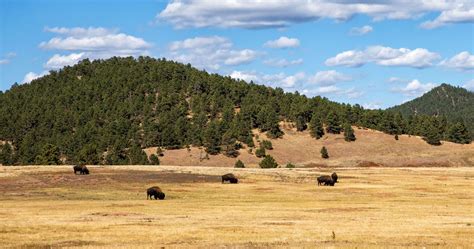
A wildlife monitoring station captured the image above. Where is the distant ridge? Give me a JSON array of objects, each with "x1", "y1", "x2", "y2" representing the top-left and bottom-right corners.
[{"x1": 389, "y1": 83, "x2": 474, "y2": 138}]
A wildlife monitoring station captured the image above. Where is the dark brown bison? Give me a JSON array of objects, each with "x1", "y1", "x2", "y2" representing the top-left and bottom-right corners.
[
  {"x1": 73, "y1": 165, "x2": 89, "y2": 175},
  {"x1": 222, "y1": 173, "x2": 238, "y2": 184},
  {"x1": 317, "y1": 172, "x2": 338, "y2": 186},
  {"x1": 147, "y1": 186, "x2": 165, "y2": 200}
]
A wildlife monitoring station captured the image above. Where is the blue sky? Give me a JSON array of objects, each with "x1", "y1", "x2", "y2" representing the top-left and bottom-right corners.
[{"x1": 1, "y1": 0, "x2": 473, "y2": 109}]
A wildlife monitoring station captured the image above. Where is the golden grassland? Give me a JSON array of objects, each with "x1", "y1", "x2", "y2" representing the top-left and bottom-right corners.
[
  {"x1": 144, "y1": 126, "x2": 474, "y2": 168},
  {"x1": 0, "y1": 165, "x2": 473, "y2": 248}
]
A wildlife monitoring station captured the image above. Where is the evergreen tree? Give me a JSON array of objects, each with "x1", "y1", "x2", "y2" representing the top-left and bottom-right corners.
[
  {"x1": 260, "y1": 140, "x2": 273, "y2": 150},
  {"x1": 423, "y1": 123, "x2": 442, "y2": 146},
  {"x1": 149, "y1": 154, "x2": 160, "y2": 165},
  {"x1": 325, "y1": 111, "x2": 342, "y2": 134},
  {"x1": 203, "y1": 120, "x2": 221, "y2": 155},
  {"x1": 321, "y1": 146, "x2": 329, "y2": 159},
  {"x1": 0, "y1": 143, "x2": 14, "y2": 165},
  {"x1": 343, "y1": 123, "x2": 356, "y2": 142},
  {"x1": 78, "y1": 143, "x2": 100, "y2": 165},
  {"x1": 255, "y1": 147, "x2": 266, "y2": 158},
  {"x1": 235, "y1": 160, "x2": 245, "y2": 168},
  {"x1": 394, "y1": 134, "x2": 399, "y2": 140},
  {"x1": 309, "y1": 115, "x2": 324, "y2": 139},
  {"x1": 259, "y1": 155, "x2": 278, "y2": 168},
  {"x1": 35, "y1": 143, "x2": 61, "y2": 165},
  {"x1": 447, "y1": 122, "x2": 471, "y2": 144},
  {"x1": 295, "y1": 115, "x2": 307, "y2": 131},
  {"x1": 129, "y1": 144, "x2": 149, "y2": 165},
  {"x1": 222, "y1": 130, "x2": 239, "y2": 157}
]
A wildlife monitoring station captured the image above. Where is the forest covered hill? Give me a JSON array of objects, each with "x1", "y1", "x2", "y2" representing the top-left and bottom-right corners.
[
  {"x1": 0, "y1": 57, "x2": 471, "y2": 165},
  {"x1": 389, "y1": 84, "x2": 474, "y2": 138}
]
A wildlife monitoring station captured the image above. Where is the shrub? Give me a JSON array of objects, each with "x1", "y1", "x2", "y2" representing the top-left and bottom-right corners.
[
  {"x1": 394, "y1": 134, "x2": 399, "y2": 140},
  {"x1": 156, "y1": 147, "x2": 164, "y2": 156},
  {"x1": 286, "y1": 163, "x2": 296, "y2": 168},
  {"x1": 149, "y1": 154, "x2": 160, "y2": 165},
  {"x1": 321, "y1": 146, "x2": 329, "y2": 159},
  {"x1": 260, "y1": 140, "x2": 273, "y2": 150},
  {"x1": 260, "y1": 155, "x2": 278, "y2": 168},
  {"x1": 235, "y1": 160, "x2": 245, "y2": 168},
  {"x1": 255, "y1": 147, "x2": 266, "y2": 158}
]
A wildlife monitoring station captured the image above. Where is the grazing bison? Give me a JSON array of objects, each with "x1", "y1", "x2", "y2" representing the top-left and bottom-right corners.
[
  {"x1": 222, "y1": 173, "x2": 238, "y2": 184},
  {"x1": 147, "y1": 186, "x2": 165, "y2": 200},
  {"x1": 73, "y1": 165, "x2": 89, "y2": 175},
  {"x1": 317, "y1": 172, "x2": 338, "y2": 186}
]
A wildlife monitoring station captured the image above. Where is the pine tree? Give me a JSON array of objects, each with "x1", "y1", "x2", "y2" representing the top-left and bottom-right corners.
[
  {"x1": 235, "y1": 160, "x2": 245, "y2": 168},
  {"x1": 78, "y1": 143, "x2": 100, "y2": 165},
  {"x1": 128, "y1": 144, "x2": 149, "y2": 165},
  {"x1": 321, "y1": 146, "x2": 329, "y2": 159},
  {"x1": 309, "y1": 115, "x2": 324, "y2": 139},
  {"x1": 35, "y1": 143, "x2": 61, "y2": 165},
  {"x1": 259, "y1": 155, "x2": 278, "y2": 168},
  {"x1": 260, "y1": 140, "x2": 273, "y2": 150},
  {"x1": 326, "y1": 111, "x2": 342, "y2": 134},
  {"x1": 0, "y1": 143, "x2": 14, "y2": 165},
  {"x1": 343, "y1": 123, "x2": 356, "y2": 142},
  {"x1": 255, "y1": 147, "x2": 266, "y2": 158},
  {"x1": 447, "y1": 122, "x2": 471, "y2": 144},
  {"x1": 149, "y1": 154, "x2": 160, "y2": 165},
  {"x1": 295, "y1": 115, "x2": 307, "y2": 131},
  {"x1": 222, "y1": 130, "x2": 239, "y2": 157},
  {"x1": 423, "y1": 123, "x2": 442, "y2": 146},
  {"x1": 203, "y1": 120, "x2": 222, "y2": 155}
]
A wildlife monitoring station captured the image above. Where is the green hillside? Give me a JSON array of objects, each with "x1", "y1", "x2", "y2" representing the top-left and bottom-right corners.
[
  {"x1": 0, "y1": 57, "x2": 470, "y2": 165},
  {"x1": 389, "y1": 83, "x2": 474, "y2": 140}
]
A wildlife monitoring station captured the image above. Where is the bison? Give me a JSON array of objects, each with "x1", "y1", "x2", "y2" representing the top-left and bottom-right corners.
[
  {"x1": 73, "y1": 165, "x2": 89, "y2": 175},
  {"x1": 222, "y1": 173, "x2": 238, "y2": 184},
  {"x1": 317, "y1": 172, "x2": 338, "y2": 186},
  {"x1": 147, "y1": 186, "x2": 165, "y2": 200}
]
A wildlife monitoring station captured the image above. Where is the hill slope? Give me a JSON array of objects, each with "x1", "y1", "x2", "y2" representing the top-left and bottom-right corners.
[
  {"x1": 389, "y1": 83, "x2": 474, "y2": 138},
  {"x1": 0, "y1": 57, "x2": 470, "y2": 165}
]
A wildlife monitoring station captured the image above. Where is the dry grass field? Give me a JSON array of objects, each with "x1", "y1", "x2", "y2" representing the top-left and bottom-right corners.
[{"x1": 1, "y1": 165, "x2": 473, "y2": 248}]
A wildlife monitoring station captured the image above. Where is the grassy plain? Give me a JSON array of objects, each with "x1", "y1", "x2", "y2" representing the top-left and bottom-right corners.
[{"x1": 0, "y1": 166, "x2": 473, "y2": 248}]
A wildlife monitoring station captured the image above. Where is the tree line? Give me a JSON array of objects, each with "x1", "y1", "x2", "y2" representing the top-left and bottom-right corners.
[{"x1": 0, "y1": 57, "x2": 471, "y2": 165}]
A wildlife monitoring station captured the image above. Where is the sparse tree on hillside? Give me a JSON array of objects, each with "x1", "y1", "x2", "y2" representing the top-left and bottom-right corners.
[
  {"x1": 235, "y1": 159, "x2": 245, "y2": 168},
  {"x1": 149, "y1": 154, "x2": 160, "y2": 165},
  {"x1": 259, "y1": 155, "x2": 278, "y2": 168},
  {"x1": 296, "y1": 115, "x2": 307, "y2": 131},
  {"x1": 321, "y1": 146, "x2": 329, "y2": 159},
  {"x1": 326, "y1": 111, "x2": 342, "y2": 134},
  {"x1": 203, "y1": 120, "x2": 222, "y2": 155},
  {"x1": 260, "y1": 140, "x2": 273, "y2": 150},
  {"x1": 447, "y1": 122, "x2": 471, "y2": 144},
  {"x1": 423, "y1": 123, "x2": 442, "y2": 146},
  {"x1": 343, "y1": 123, "x2": 356, "y2": 142},
  {"x1": 309, "y1": 115, "x2": 325, "y2": 139},
  {"x1": 255, "y1": 147, "x2": 266, "y2": 158}
]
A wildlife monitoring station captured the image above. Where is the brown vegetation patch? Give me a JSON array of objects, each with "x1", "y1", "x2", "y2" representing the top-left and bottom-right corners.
[{"x1": 357, "y1": 161, "x2": 384, "y2": 167}]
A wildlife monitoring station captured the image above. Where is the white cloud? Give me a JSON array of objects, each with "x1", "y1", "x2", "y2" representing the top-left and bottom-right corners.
[
  {"x1": 309, "y1": 70, "x2": 352, "y2": 86},
  {"x1": 44, "y1": 27, "x2": 117, "y2": 37},
  {"x1": 22, "y1": 71, "x2": 48, "y2": 84},
  {"x1": 0, "y1": 52, "x2": 16, "y2": 65},
  {"x1": 349, "y1": 25, "x2": 373, "y2": 36},
  {"x1": 263, "y1": 58, "x2": 303, "y2": 67},
  {"x1": 230, "y1": 70, "x2": 362, "y2": 99},
  {"x1": 421, "y1": 4, "x2": 474, "y2": 29},
  {"x1": 38, "y1": 26, "x2": 152, "y2": 70},
  {"x1": 168, "y1": 36, "x2": 258, "y2": 70},
  {"x1": 363, "y1": 102, "x2": 382, "y2": 110},
  {"x1": 264, "y1": 36, "x2": 300, "y2": 48},
  {"x1": 325, "y1": 46, "x2": 441, "y2": 68},
  {"x1": 463, "y1": 79, "x2": 474, "y2": 91},
  {"x1": 439, "y1": 51, "x2": 474, "y2": 71},
  {"x1": 44, "y1": 53, "x2": 85, "y2": 69},
  {"x1": 392, "y1": 79, "x2": 437, "y2": 96},
  {"x1": 158, "y1": 0, "x2": 473, "y2": 29}
]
